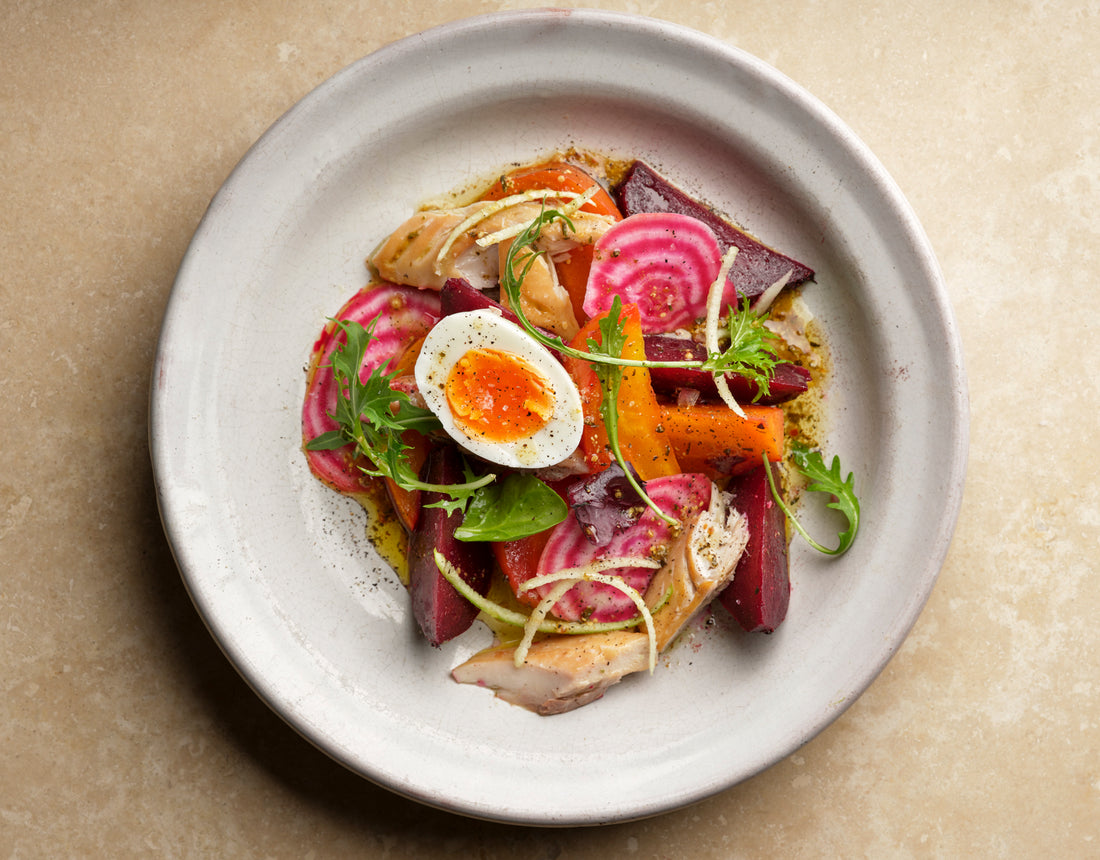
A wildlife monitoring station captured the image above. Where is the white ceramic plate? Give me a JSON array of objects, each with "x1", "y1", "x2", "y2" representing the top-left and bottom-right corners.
[{"x1": 151, "y1": 10, "x2": 968, "y2": 824}]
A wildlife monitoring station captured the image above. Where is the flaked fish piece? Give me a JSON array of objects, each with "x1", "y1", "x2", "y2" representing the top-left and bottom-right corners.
[
  {"x1": 451, "y1": 630, "x2": 648, "y2": 715},
  {"x1": 371, "y1": 207, "x2": 492, "y2": 290},
  {"x1": 498, "y1": 242, "x2": 579, "y2": 340},
  {"x1": 371, "y1": 200, "x2": 615, "y2": 295},
  {"x1": 646, "y1": 488, "x2": 749, "y2": 652}
]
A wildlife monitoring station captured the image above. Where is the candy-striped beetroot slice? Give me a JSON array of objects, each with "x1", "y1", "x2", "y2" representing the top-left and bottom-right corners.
[
  {"x1": 531, "y1": 473, "x2": 714, "y2": 622},
  {"x1": 302, "y1": 283, "x2": 441, "y2": 495},
  {"x1": 582, "y1": 213, "x2": 722, "y2": 333},
  {"x1": 616, "y1": 161, "x2": 815, "y2": 302}
]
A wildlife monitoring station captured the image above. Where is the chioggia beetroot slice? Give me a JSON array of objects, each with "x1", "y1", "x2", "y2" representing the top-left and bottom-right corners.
[
  {"x1": 616, "y1": 160, "x2": 815, "y2": 304},
  {"x1": 582, "y1": 212, "x2": 722, "y2": 333},
  {"x1": 529, "y1": 473, "x2": 714, "y2": 623},
  {"x1": 301, "y1": 283, "x2": 441, "y2": 496}
]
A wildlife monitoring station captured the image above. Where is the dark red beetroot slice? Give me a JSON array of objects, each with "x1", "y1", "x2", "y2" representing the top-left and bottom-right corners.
[
  {"x1": 439, "y1": 277, "x2": 566, "y2": 349},
  {"x1": 616, "y1": 161, "x2": 814, "y2": 301},
  {"x1": 406, "y1": 444, "x2": 492, "y2": 646},
  {"x1": 718, "y1": 464, "x2": 790, "y2": 633},
  {"x1": 440, "y1": 277, "x2": 518, "y2": 321},
  {"x1": 643, "y1": 334, "x2": 810, "y2": 405}
]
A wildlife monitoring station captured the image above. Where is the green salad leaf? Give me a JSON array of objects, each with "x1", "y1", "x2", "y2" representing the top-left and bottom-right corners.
[{"x1": 454, "y1": 472, "x2": 568, "y2": 542}]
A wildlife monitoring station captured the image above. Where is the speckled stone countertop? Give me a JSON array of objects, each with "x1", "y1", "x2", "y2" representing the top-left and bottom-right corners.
[{"x1": 3, "y1": 1, "x2": 1097, "y2": 856}]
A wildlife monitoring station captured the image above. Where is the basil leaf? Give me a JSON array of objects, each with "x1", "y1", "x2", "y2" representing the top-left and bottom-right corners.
[{"x1": 453, "y1": 473, "x2": 567, "y2": 542}]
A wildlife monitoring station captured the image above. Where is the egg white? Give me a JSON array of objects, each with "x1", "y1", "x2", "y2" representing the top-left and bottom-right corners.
[{"x1": 413, "y1": 309, "x2": 584, "y2": 469}]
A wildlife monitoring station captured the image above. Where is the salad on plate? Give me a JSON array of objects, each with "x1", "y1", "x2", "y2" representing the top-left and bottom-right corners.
[{"x1": 301, "y1": 153, "x2": 859, "y2": 715}]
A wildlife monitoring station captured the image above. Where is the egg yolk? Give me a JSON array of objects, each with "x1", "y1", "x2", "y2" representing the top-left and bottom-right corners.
[{"x1": 445, "y1": 348, "x2": 555, "y2": 443}]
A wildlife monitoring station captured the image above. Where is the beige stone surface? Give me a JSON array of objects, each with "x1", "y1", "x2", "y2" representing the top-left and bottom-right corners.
[{"x1": 2, "y1": 0, "x2": 1097, "y2": 856}]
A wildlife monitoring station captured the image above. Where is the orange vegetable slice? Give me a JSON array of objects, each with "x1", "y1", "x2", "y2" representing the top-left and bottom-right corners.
[
  {"x1": 383, "y1": 334, "x2": 429, "y2": 532},
  {"x1": 564, "y1": 304, "x2": 679, "y2": 480},
  {"x1": 659, "y1": 403, "x2": 784, "y2": 479},
  {"x1": 491, "y1": 528, "x2": 554, "y2": 608}
]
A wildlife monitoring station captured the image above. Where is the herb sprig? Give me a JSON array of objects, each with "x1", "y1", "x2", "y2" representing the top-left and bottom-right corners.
[
  {"x1": 305, "y1": 319, "x2": 494, "y2": 508},
  {"x1": 763, "y1": 443, "x2": 860, "y2": 555},
  {"x1": 704, "y1": 299, "x2": 782, "y2": 385}
]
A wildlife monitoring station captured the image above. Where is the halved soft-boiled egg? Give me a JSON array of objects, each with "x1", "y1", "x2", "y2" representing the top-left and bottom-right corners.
[{"x1": 414, "y1": 309, "x2": 584, "y2": 470}]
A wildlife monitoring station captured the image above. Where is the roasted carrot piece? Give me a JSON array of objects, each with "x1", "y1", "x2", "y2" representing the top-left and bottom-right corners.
[
  {"x1": 660, "y1": 403, "x2": 784, "y2": 479},
  {"x1": 617, "y1": 309, "x2": 681, "y2": 480},
  {"x1": 383, "y1": 430, "x2": 430, "y2": 532},
  {"x1": 564, "y1": 305, "x2": 679, "y2": 480},
  {"x1": 479, "y1": 161, "x2": 622, "y2": 218},
  {"x1": 382, "y1": 335, "x2": 428, "y2": 532},
  {"x1": 562, "y1": 346, "x2": 610, "y2": 474},
  {"x1": 491, "y1": 528, "x2": 554, "y2": 608},
  {"x1": 555, "y1": 245, "x2": 598, "y2": 324}
]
